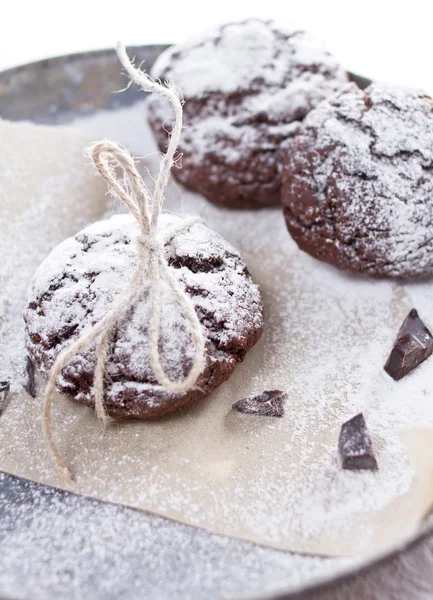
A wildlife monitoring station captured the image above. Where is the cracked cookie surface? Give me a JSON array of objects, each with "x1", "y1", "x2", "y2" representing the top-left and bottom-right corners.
[
  {"x1": 24, "y1": 214, "x2": 263, "y2": 418},
  {"x1": 282, "y1": 82, "x2": 433, "y2": 278},
  {"x1": 148, "y1": 19, "x2": 348, "y2": 209}
]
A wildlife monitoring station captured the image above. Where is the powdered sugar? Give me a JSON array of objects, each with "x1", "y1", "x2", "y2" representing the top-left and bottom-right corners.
[{"x1": 0, "y1": 473, "x2": 356, "y2": 599}]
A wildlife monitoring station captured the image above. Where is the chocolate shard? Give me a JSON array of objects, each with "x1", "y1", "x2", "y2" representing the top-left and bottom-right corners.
[
  {"x1": 232, "y1": 390, "x2": 286, "y2": 417},
  {"x1": 24, "y1": 356, "x2": 36, "y2": 398},
  {"x1": 339, "y1": 413, "x2": 378, "y2": 471},
  {"x1": 384, "y1": 309, "x2": 433, "y2": 381},
  {"x1": 0, "y1": 381, "x2": 10, "y2": 414}
]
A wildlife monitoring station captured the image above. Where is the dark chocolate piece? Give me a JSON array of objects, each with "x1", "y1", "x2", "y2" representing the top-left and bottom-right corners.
[
  {"x1": 0, "y1": 381, "x2": 10, "y2": 414},
  {"x1": 232, "y1": 390, "x2": 286, "y2": 417},
  {"x1": 24, "y1": 356, "x2": 36, "y2": 398},
  {"x1": 338, "y1": 413, "x2": 378, "y2": 471},
  {"x1": 384, "y1": 309, "x2": 433, "y2": 381}
]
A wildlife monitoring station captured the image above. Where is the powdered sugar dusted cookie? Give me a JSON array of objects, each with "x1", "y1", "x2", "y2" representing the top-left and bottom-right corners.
[
  {"x1": 282, "y1": 82, "x2": 433, "y2": 278},
  {"x1": 148, "y1": 19, "x2": 348, "y2": 209},
  {"x1": 24, "y1": 214, "x2": 263, "y2": 419}
]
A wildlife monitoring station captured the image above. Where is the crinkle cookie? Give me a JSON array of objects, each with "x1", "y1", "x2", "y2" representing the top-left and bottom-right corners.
[
  {"x1": 148, "y1": 19, "x2": 348, "y2": 209},
  {"x1": 24, "y1": 214, "x2": 264, "y2": 418},
  {"x1": 282, "y1": 82, "x2": 433, "y2": 278}
]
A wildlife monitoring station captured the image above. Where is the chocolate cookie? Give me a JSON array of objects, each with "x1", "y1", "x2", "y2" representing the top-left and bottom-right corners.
[
  {"x1": 281, "y1": 82, "x2": 433, "y2": 278},
  {"x1": 24, "y1": 214, "x2": 263, "y2": 419},
  {"x1": 148, "y1": 19, "x2": 348, "y2": 209}
]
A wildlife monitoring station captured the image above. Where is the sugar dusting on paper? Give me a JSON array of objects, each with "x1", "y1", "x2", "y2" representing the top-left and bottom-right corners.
[{"x1": 0, "y1": 119, "x2": 109, "y2": 382}]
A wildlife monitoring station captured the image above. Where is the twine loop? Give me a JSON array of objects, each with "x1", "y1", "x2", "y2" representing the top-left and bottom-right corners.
[{"x1": 42, "y1": 42, "x2": 206, "y2": 484}]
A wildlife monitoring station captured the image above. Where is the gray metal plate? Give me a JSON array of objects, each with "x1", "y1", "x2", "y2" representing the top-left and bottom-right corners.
[{"x1": 1, "y1": 46, "x2": 431, "y2": 600}]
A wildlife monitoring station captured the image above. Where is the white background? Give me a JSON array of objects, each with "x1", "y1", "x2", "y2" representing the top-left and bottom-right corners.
[{"x1": 0, "y1": 0, "x2": 432, "y2": 91}]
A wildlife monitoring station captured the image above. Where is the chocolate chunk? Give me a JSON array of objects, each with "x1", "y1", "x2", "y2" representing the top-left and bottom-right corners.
[
  {"x1": 24, "y1": 356, "x2": 36, "y2": 398},
  {"x1": 338, "y1": 413, "x2": 378, "y2": 471},
  {"x1": 0, "y1": 381, "x2": 10, "y2": 414},
  {"x1": 384, "y1": 309, "x2": 433, "y2": 381},
  {"x1": 233, "y1": 390, "x2": 286, "y2": 417}
]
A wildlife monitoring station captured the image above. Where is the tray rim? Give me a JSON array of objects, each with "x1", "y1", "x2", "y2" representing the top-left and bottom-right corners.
[{"x1": 0, "y1": 44, "x2": 170, "y2": 78}]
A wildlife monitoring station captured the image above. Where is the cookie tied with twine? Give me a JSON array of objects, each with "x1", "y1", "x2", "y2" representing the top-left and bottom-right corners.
[{"x1": 43, "y1": 42, "x2": 206, "y2": 484}]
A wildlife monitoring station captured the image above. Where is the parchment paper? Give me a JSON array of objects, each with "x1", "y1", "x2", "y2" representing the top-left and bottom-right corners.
[
  {"x1": 399, "y1": 429, "x2": 433, "y2": 520},
  {"x1": 1, "y1": 116, "x2": 433, "y2": 558}
]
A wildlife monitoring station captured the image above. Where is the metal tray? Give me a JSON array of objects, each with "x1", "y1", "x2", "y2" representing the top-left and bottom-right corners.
[{"x1": 1, "y1": 46, "x2": 432, "y2": 600}]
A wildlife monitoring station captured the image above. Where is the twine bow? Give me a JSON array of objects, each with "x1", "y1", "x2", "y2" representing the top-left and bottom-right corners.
[{"x1": 43, "y1": 42, "x2": 205, "y2": 484}]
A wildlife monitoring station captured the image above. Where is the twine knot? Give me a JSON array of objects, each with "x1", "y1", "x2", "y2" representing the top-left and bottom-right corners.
[
  {"x1": 137, "y1": 233, "x2": 164, "y2": 254},
  {"x1": 42, "y1": 42, "x2": 206, "y2": 485}
]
